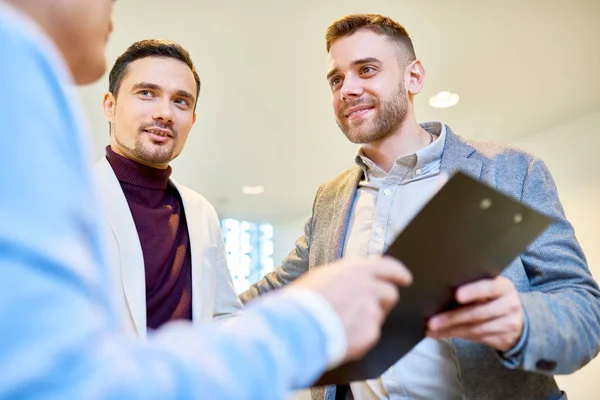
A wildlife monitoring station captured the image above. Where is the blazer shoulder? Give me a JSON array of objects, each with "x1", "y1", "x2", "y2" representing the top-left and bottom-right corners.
[
  {"x1": 466, "y1": 138, "x2": 539, "y2": 167},
  {"x1": 93, "y1": 156, "x2": 110, "y2": 173},
  {"x1": 170, "y1": 178, "x2": 219, "y2": 218},
  {"x1": 318, "y1": 165, "x2": 363, "y2": 192},
  {"x1": 170, "y1": 179, "x2": 214, "y2": 208}
]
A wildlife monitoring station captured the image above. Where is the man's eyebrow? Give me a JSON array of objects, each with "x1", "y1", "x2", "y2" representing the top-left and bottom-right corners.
[
  {"x1": 326, "y1": 67, "x2": 339, "y2": 81},
  {"x1": 131, "y1": 82, "x2": 195, "y2": 103},
  {"x1": 173, "y1": 89, "x2": 195, "y2": 103},
  {"x1": 352, "y1": 57, "x2": 382, "y2": 67},
  {"x1": 131, "y1": 82, "x2": 161, "y2": 92}
]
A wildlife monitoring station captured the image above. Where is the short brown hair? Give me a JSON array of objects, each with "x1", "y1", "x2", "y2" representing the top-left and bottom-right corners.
[{"x1": 325, "y1": 14, "x2": 416, "y2": 60}]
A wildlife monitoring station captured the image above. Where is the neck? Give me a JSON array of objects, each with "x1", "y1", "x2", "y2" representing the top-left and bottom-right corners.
[
  {"x1": 360, "y1": 114, "x2": 431, "y2": 173},
  {"x1": 105, "y1": 145, "x2": 172, "y2": 190}
]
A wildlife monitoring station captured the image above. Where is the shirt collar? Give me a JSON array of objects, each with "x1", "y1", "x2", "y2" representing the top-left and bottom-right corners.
[{"x1": 355, "y1": 121, "x2": 447, "y2": 180}]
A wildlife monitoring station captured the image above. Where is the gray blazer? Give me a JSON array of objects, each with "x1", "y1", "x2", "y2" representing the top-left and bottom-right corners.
[{"x1": 241, "y1": 125, "x2": 600, "y2": 400}]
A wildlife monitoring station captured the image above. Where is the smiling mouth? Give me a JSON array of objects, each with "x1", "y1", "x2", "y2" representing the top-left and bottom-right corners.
[
  {"x1": 143, "y1": 129, "x2": 173, "y2": 142},
  {"x1": 346, "y1": 107, "x2": 375, "y2": 120},
  {"x1": 143, "y1": 128, "x2": 171, "y2": 137},
  {"x1": 142, "y1": 129, "x2": 174, "y2": 144}
]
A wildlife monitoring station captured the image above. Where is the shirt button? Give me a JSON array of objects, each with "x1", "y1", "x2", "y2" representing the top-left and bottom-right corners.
[
  {"x1": 376, "y1": 227, "x2": 384, "y2": 235},
  {"x1": 383, "y1": 188, "x2": 391, "y2": 196},
  {"x1": 415, "y1": 168, "x2": 422, "y2": 175}
]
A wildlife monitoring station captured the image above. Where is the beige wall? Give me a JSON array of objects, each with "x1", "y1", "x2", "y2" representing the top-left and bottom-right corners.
[{"x1": 273, "y1": 111, "x2": 600, "y2": 399}]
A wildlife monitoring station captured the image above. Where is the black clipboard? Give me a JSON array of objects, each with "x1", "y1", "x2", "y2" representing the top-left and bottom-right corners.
[{"x1": 316, "y1": 172, "x2": 554, "y2": 385}]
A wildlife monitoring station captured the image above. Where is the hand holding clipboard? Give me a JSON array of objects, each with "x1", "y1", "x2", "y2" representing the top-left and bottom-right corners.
[{"x1": 316, "y1": 172, "x2": 553, "y2": 385}]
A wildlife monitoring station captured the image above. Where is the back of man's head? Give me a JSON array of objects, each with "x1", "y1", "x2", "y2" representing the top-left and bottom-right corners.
[{"x1": 6, "y1": 0, "x2": 114, "y2": 84}]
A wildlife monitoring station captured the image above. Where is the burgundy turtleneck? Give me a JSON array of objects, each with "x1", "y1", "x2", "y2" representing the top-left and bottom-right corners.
[{"x1": 105, "y1": 146, "x2": 192, "y2": 329}]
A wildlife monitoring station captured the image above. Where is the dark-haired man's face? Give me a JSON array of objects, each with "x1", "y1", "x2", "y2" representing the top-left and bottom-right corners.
[
  {"x1": 327, "y1": 29, "x2": 410, "y2": 144},
  {"x1": 103, "y1": 56, "x2": 197, "y2": 168}
]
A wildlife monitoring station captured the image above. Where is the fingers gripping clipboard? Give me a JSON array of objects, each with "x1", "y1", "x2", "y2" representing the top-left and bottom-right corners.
[{"x1": 316, "y1": 172, "x2": 553, "y2": 385}]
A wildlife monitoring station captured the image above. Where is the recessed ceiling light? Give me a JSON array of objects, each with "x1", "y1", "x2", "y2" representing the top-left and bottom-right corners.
[
  {"x1": 429, "y1": 91, "x2": 460, "y2": 108},
  {"x1": 242, "y1": 185, "x2": 264, "y2": 195}
]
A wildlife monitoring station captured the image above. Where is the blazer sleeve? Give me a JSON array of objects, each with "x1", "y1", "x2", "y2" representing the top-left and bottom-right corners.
[
  {"x1": 508, "y1": 158, "x2": 600, "y2": 374},
  {"x1": 239, "y1": 186, "x2": 323, "y2": 303}
]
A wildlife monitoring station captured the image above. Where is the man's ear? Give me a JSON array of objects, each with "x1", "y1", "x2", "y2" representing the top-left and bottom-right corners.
[
  {"x1": 406, "y1": 60, "x2": 425, "y2": 96},
  {"x1": 103, "y1": 92, "x2": 116, "y2": 122}
]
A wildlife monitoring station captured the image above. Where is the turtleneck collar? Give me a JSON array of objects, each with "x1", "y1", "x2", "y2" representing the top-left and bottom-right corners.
[{"x1": 105, "y1": 145, "x2": 172, "y2": 190}]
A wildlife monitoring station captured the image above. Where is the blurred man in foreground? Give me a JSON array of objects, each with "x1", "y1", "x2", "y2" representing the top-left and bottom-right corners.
[{"x1": 0, "y1": 1, "x2": 413, "y2": 399}]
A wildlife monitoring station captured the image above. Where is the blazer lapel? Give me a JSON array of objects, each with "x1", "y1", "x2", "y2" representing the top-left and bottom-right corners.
[
  {"x1": 326, "y1": 167, "x2": 363, "y2": 263},
  {"x1": 94, "y1": 157, "x2": 147, "y2": 336},
  {"x1": 170, "y1": 179, "x2": 210, "y2": 323},
  {"x1": 440, "y1": 126, "x2": 483, "y2": 179}
]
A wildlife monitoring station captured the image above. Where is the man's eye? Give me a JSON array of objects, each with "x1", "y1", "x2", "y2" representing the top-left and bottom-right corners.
[{"x1": 361, "y1": 66, "x2": 374, "y2": 74}]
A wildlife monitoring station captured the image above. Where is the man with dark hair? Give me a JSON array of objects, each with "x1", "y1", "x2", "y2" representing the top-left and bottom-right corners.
[
  {"x1": 0, "y1": 2, "x2": 415, "y2": 398},
  {"x1": 95, "y1": 39, "x2": 241, "y2": 336},
  {"x1": 242, "y1": 13, "x2": 600, "y2": 400}
]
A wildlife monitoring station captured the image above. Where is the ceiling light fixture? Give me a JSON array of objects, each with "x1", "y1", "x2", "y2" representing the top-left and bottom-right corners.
[
  {"x1": 429, "y1": 91, "x2": 460, "y2": 108},
  {"x1": 242, "y1": 185, "x2": 264, "y2": 195}
]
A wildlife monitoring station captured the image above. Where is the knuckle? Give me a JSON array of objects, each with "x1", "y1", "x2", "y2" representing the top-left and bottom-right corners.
[
  {"x1": 470, "y1": 307, "x2": 485, "y2": 320},
  {"x1": 506, "y1": 318, "x2": 520, "y2": 331},
  {"x1": 382, "y1": 283, "x2": 399, "y2": 300},
  {"x1": 390, "y1": 287, "x2": 400, "y2": 302},
  {"x1": 501, "y1": 277, "x2": 515, "y2": 291},
  {"x1": 471, "y1": 324, "x2": 485, "y2": 336},
  {"x1": 508, "y1": 299, "x2": 520, "y2": 313}
]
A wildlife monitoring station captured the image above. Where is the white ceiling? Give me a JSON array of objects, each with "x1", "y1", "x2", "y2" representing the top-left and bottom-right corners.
[{"x1": 78, "y1": 0, "x2": 600, "y2": 223}]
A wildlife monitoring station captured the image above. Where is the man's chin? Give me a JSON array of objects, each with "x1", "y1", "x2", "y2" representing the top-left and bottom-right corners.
[
  {"x1": 136, "y1": 147, "x2": 174, "y2": 165},
  {"x1": 343, "y1": 128, "x2": 376, "y2": 145}
]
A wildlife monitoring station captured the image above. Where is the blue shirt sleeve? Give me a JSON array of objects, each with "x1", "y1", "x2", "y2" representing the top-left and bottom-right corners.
[{"x1": 0, "y1": 5, "x2": 329, "y2": 399}]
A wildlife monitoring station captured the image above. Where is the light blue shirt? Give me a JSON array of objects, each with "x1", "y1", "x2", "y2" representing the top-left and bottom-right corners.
[
  {"x1": 343, "y1": 123, "x2": 463, "y2": 399},
  {"x1": 0, "y1": 3, "x2": 345, "y2": 399}
]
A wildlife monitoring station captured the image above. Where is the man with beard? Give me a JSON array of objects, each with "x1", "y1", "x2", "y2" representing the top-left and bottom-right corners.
[
  {"x1": 95, "y1": 39, "x2": 242, "y2": 336},
  {"x1": 241, "y1": 13, "x2": 600, "y2": 400}
]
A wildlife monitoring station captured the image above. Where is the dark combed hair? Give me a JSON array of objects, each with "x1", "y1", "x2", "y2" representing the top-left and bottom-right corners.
[
  {"x1": 108, "y1": 39, "x2": 201, "y2": 109},
  {"x1": 325, "y1": 14, "x2": 416, "y2": 61}
]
